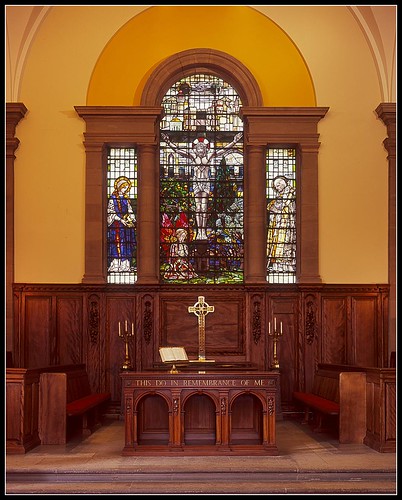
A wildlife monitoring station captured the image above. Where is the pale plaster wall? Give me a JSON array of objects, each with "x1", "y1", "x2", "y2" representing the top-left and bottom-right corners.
[{"x1": 6, "y1": 5, "x2": 395, "y2": 284}]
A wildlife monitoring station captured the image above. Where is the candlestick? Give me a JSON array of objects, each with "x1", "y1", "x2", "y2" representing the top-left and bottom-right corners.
[
  {"x1": 268, "y1": 318, "x2": 283, "y2": 370},
  {"x1": 119, "y1": 319, "x2": 133, "y2": 370}
]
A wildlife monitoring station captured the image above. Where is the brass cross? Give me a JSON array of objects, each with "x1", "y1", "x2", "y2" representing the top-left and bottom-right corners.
[{"x1": 188, "y1": 296, "x2": 214, "y2": 361}]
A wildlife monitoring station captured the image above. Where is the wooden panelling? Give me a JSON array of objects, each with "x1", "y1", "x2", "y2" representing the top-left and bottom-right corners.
[
  {"x1": 25, "y1": 296, "x2": 52, "y2": 368},
  {"x1": 321, "y1": 297, "x2": 347, "y2": 364},
  {"x1": 268, "y1": 296, "x2": 298, "y2": 407},
  {"x1": 364, "y1": 368, "x2": 396, "y2": 452},
  {"x1": 106, "y1": 296, "x2": 136, "y2": 401},
  {"x1": 57, "y1": 296, "x2": 83, "y2": 365},
  {"x1": 12, "y1": 284, "x2": 389, "y2": 415},
  {"x1": 351, "y1": 296, "x2": 377, "y2": 366},
  {"x1": 6, "y1": 368, "x2": 41, "y2": 453}
]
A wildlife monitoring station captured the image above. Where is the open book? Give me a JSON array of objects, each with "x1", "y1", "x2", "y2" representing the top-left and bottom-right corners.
[{"x1": 159, "y1": 347, "x2": 188, "y2": 363}]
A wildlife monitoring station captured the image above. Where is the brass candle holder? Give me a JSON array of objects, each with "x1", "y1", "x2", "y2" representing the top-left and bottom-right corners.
[
  {"x1": 118, "y1": 320, "x2": 134, "y2": 370},
  {"x1": 268, "y1": 317, "x2": 283, "y2": 369}
]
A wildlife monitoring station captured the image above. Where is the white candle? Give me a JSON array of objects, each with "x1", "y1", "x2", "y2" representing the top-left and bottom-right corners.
[
  {"x1": 280, "y1": 321, "x2": 283, "y2": 333},
  {"x1": 118, "y1": 322, "x2": 121, "y2": 336},
  {"x1": 268, "y1": 322, "x2": 271, "y2": 334},
  {"x1": 131, "y1": 322, "x2": 134, "y2": 335},
  {"x1": 274, "y1": 317, "x2": 277, "y2": 331},
  {"x1": 125, "y1": 320, "x2": 128, "y2": 332}
]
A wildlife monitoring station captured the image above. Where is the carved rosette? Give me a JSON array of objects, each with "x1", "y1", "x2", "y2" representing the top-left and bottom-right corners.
[{"x1": 88, "y1": 294, "x2": 100, "y2": 344}]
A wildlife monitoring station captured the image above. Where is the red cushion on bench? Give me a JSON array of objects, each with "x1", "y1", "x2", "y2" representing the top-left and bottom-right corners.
[
  {"x1": 66, "y1": 393, "x2": 111, "y2": 417},
  {"x1": 293, "y1": 391, "x2": 340, "y2": 415}
]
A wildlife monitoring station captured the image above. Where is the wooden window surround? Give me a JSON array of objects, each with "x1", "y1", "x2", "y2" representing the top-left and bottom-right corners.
[{"x1": 75, "y1": 49, "x2": 328, "y2": 285}]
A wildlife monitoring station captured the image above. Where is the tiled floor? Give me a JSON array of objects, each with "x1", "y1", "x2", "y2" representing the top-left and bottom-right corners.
[{"x1": 6, "y1": 416, "x2": 397, "y2": 495}]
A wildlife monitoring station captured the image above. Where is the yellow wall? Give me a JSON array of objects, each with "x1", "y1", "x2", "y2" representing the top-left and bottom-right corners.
[
  {"x1": 9, "y1": 5, "x2": 390, "y2": 283},
  {"x1": 87, "y1": 6, "x2": 315, "y2": 106}
]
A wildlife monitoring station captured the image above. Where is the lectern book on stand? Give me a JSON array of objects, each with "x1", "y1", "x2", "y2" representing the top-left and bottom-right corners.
[{"x1": 159, "y1": 347, "x2": 188, "y2": 373}]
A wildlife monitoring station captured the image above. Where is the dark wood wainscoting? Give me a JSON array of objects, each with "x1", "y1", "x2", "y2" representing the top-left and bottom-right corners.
[{"x1": 12, "y1": 283, "x2": 389, "y2": 414}]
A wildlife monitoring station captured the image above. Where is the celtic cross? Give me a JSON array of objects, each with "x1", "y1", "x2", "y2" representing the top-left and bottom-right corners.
[{"x1": 188, "y1": 296, "x2": 214, "y2": 361}]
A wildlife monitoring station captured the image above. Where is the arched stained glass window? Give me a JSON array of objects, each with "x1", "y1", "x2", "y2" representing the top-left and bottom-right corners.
[
  {"x1": 160, "y1": 74, "x2": 244, "y2": 284},
  {"x1": 106, "y1": 147, "x2": 138, "y2": 284},
  {"x1": 266, "y1": 148, "x2": 296, "y2": 283}
]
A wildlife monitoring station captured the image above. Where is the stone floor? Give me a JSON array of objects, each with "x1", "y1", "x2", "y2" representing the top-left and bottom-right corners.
[{"x1": 6, "y1": 416, "x2": 397, "y2": 495}]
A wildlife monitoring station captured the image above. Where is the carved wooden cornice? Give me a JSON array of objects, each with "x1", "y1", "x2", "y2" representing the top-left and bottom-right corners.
[{"x1": 12, "y1": 283, "x2": 389, "y2": 294}]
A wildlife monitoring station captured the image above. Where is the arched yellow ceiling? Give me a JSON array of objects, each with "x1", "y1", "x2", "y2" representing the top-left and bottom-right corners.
[{"x1": 87, "y1": 6, "x2": 316, "y2": 107}]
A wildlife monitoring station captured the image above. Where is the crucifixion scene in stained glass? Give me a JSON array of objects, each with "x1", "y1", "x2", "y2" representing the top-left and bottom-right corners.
[{"x1": 159, "y1": 74, "x2": 244, "y2": 284}]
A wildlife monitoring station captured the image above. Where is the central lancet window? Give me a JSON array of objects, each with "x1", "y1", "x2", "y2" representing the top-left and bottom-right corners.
[{"x1": 159, "y1": 74, "x2": 244, "y2": 284}]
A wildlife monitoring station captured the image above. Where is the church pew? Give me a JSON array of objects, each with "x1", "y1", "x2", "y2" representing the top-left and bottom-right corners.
[
  {"x1": 39, "y1": 366, "x2": 111, "y2": 444},
  {"x1": 6, "y1": 364, "x2": 88, "y2": 454},
  {"x1": 293, "y1": 365, "x2": 366, "y2": 444},
  {"x1": 318, "y1": 363, "x2": 396, "y2": 452}
]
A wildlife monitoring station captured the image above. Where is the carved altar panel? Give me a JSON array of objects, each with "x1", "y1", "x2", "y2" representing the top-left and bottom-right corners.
[
  {"x1": 183, "y1": 394, "x2": 216, "y2": 445},
  {"x1": 230, "y1": 393, "x2": 263, "y2": 444},
  {"x1": 159, "y1": 294, "x2": 245, "y2": 359},
  {"x1": 121, "y1": 371, "x2": 279, "y2": 455},
  {"x1": 138, "y1": 395, "x2": 169, "y2": 444}
]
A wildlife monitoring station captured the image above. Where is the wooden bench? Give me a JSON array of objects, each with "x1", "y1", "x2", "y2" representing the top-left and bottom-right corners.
[
  {"x1": 7, "y1": 364, "x2": 94, "y2": 454},
  {"x1": 39, "y1": 364, "x2": 111, "y2": 444},
  {"x1": 293, "y1": 365, "x2": 366, "y2": 443},
  {"x1": 318, "y1": 363, "x2": 396, "y2": 452}
]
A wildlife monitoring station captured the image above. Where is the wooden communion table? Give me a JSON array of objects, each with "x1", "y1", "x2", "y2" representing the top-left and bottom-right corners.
[{"x1": 120, "y1": 371, "x2": 279, "y2": 455}]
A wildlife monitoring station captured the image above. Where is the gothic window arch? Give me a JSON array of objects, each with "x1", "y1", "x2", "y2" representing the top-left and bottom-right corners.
[{"x1": 76, "y1": 48, "x2": 327, "y2": 285}]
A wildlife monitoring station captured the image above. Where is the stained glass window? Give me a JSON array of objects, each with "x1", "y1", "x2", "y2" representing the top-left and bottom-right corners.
[
  {"x1": 107, "y1": 148, "x2": 137, "y2": 284},
  {"x1": 160, "y1": 74, "x2": 244, "y2": 284},
  {"x1": 266, "y1": 148, "x2": 296, "y2": 284}
]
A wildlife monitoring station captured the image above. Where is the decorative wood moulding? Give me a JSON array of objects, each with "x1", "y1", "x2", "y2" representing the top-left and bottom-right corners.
[
  {"x1": 252, "y1": 298, "x2": 262, "y2": 345},
  {"x1": 143, "y1": 299, "x2": 153, "y2": 345},
  {"x1": 12, "y1": 283, "x2": 389, "y2": 294},
  {"x1": 305, "y1": 294, "x2": 318, "y2": 345},
  {"x1": 88, "y1": 294, "x2": 100, "y2": 344}
]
